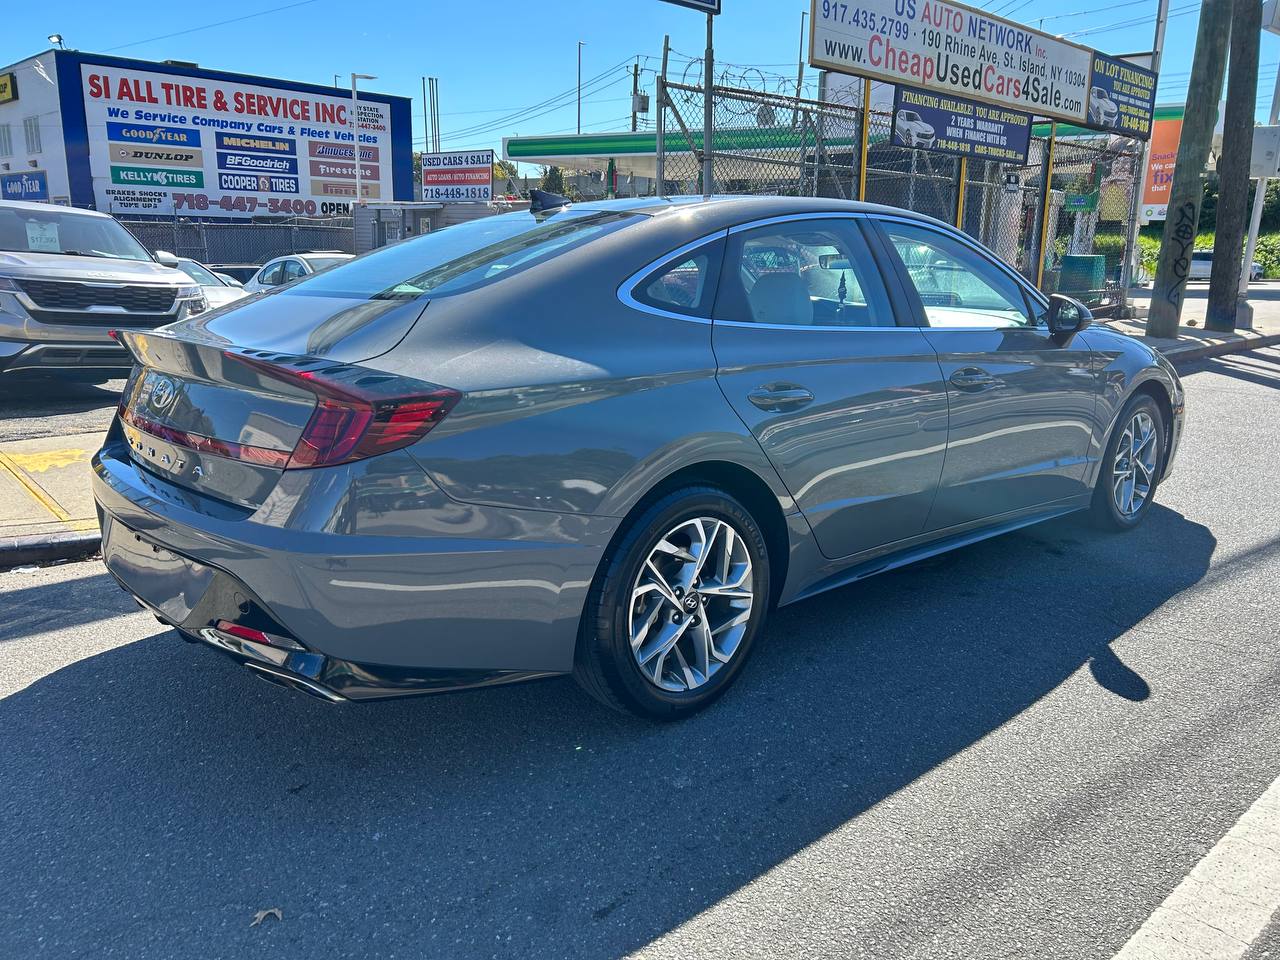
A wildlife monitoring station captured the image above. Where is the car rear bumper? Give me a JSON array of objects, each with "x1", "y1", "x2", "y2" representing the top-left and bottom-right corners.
[{"x1": 93, "y1": 436, "x2": 616, "y2": 697}]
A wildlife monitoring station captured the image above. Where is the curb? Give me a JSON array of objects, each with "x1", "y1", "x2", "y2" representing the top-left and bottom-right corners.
[
  {"x1": 1160, "y1": 332, "x2": 1280, "y2": 366},
  {"x1": 0, "y1": 530, "x2": 101, "y2": 571}
]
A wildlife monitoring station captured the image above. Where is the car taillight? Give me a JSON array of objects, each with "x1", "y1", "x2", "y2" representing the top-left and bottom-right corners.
[{"x1": 228, "y1": 352, "x2": 460, "y2": 469}]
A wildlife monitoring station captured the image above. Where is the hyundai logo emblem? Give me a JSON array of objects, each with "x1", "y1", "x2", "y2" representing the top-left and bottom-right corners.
[{"x1": 149, "y1": 376, "x2": 177, "y2": 411}]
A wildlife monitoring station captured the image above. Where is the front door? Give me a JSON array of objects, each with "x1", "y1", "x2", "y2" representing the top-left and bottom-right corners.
[
  {"x1": 711, "y1": 215, "x2": 950, "y2": 561},
  {"x1": 870, "y1": 218, "x2": 1097, "y2": 530}
]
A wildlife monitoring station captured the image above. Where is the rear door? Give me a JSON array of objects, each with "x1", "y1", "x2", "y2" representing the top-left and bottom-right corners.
[
  {"x1": 869, "y1": 217, "x2": 1097, "y2": 530},
  {"x1": 710, "y1": 214, "x2": 949, "y2": 561}
]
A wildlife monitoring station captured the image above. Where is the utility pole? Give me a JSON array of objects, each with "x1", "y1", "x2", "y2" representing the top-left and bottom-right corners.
[
  {"x1": 1147, "y1": 0, "x2": 1231, "y2": 338},
  {"x1": 631, "y1": 61, "x2": 640, "y2": 132},
  {"x1": 1206, "y1": 0, "x2": 1261, "y2": 331}
]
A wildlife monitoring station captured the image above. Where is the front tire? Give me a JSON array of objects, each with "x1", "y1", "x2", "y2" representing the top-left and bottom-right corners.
[
  {"x1": 573, "y1": 486, "x2": 770, "y2": 720},
  {"x1": 1091, "y1": 394, "x2": 1165, "y2": 531}
]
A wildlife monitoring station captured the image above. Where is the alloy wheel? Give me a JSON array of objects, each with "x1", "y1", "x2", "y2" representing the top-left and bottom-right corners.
[
  {"x1": 1112, "y1": 410, "x2": 1159, "y2": 518},
  {"x1": 629, "y1": 517, "x2": 754, "y2": 692}
]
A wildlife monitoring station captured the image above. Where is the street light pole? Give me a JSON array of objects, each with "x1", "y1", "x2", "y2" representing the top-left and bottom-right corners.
[
  {"x1": 1120, "y1": 0, "x2": 1170, "y2": 305},
  {"x1": 350, "y1": 72, "x2": 376, "y2": 208},
  {"x1": 1241, "y1": 0, "x2": 1280, "y2": 303},
  {"x1": 577, "y1": 41, "x2": 585, "y2": 135}
]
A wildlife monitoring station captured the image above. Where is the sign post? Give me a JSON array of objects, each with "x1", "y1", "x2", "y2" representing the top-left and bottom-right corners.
[{"x1": 659, "y1": 0, "x2": 721, "y2": 197}]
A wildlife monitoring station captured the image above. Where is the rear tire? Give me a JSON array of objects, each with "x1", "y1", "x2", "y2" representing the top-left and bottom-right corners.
[
  {"x1": 1091, "y1": 393, "x2": 1165, "y2": 531},
  {"x1": 573, "y1": 486, "x2": 770, "y2": 720}
]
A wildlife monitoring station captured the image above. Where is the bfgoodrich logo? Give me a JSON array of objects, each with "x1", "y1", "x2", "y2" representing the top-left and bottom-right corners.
[{"x1": 110, "y1": 166, "x2": 204, "y2": 188}]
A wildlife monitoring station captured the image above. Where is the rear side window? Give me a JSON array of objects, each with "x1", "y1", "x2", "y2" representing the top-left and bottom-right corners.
[
  {"x1": 632, "y1": 240, "x2": 724, "y2": 318},
  {"x1": 281, "y1": 208, "x2": 641, "y2": 301}
]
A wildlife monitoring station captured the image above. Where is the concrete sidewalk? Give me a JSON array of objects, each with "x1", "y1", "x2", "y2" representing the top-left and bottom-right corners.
[{"x1": 2, "y1": 287, "x2": 1278, "y2": 568}]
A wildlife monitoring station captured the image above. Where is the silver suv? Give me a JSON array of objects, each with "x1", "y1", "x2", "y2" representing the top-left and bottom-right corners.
[{"x1": 0, "y1": 200, "x2": 206, "y2": 382}]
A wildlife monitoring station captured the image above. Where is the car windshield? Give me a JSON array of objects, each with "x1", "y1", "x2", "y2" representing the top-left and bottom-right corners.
[
  {"x1": 281, "y1": 209, "x2": 641, "y2": 302},
  {"x1": 177, "y1": 260, "x2": 223, "y2": 285},
  {"x1": 303, "y1": 255, "x2": 351, "y2": 272},
  {"x1": 0, "y1": 206, "x2": 152, "y2": 261}
]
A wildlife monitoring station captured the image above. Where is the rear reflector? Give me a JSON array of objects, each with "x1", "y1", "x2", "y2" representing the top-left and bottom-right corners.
[{"x1": 121, "y1": 406, "x2": 290, "y2": 468}]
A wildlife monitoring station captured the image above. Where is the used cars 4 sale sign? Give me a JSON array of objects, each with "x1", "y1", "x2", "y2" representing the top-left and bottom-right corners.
[{"x1": 809, "y1": 0, "x2": 1094, "y2": 124}]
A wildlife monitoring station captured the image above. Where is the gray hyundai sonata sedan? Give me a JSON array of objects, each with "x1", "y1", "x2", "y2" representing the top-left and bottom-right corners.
[{"x1": 94, "y1": 196, "x2": 1184, "y2": 718}]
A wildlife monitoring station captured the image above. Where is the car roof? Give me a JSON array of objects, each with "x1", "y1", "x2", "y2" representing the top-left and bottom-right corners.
[
  {"x1": 0, "y1": 199, "x2": 113, "y2": 219},
  {"x1": 569, "y1": 194, "x2": 953, "y2": 234}
]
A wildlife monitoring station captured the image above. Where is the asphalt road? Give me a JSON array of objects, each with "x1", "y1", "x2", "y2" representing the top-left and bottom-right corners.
[
  {"x1": 0, "y1": 377, "x2": 125, "y2": 443},
  {"x1": 2, "y1": 348, "x2": 1278, "y2": 960}
]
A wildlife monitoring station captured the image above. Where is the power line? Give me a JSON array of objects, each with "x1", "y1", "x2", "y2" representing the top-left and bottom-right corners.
[
  {"x1": 1064, "y1": 1, "x2": 1199, "y2": 37},
  {"x1": 103, "y1": 0, "x2": 322, "y2": 52}
]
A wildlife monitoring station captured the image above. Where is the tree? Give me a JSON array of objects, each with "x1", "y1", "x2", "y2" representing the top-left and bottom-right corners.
[{"x1": 539, "y1": 165, "x2": 566, "y2": 194}]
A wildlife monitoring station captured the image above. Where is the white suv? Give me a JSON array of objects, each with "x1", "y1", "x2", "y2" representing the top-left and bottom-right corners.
[{"x1": 0, "y1": 201, "x2": 204, "y2": 382}]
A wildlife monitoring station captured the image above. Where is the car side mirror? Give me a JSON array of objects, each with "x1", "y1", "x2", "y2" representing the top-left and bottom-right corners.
[
  {"x1": 154, "y1": 250, "x2": 179, "y2": 268},
  {"x1": 1047, "y1": 293, "x2": 1091, "y2": 336}
]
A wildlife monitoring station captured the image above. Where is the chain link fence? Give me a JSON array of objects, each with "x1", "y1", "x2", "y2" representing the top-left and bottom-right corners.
[
  {"x1": 658, "y1": 78, "x2": 1141, "y2": 311},
  {"x1": 118, "y1": 218, "x2": 354, "y2": 266}
]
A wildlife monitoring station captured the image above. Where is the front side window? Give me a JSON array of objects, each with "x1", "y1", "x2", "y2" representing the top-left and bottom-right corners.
[
  {"x1": 632, "y1": 240, "x2": 723, "y2": 318},
  {"x1": 716, "y1": 218, "x2": 892, "y2": 328},
  {"x1": 23, "y1": 116, "x2": 41, "y2": 154},
  {"x1": 878, "y1": 221, "x2": 1033, "y2": 329},
  {"x1": 258, "y1": 262, "x2": 285, "y2": 286},
  {"x1": 281, "y1": 259, "x2": 308, "y2": 282}
]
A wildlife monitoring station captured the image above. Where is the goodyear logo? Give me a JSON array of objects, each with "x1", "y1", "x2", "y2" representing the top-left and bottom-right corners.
[{"x1": 106, "y1": 122, "x2": 200, "y2": 146}]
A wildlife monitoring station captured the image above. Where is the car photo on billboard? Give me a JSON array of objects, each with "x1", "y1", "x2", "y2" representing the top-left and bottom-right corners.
[
  {"x1": 894, "y1": 109, "x2": 935, "y2": 148},
  {"x1": 1089, "y1": 87, "x2": 1120, "y2": 127}
]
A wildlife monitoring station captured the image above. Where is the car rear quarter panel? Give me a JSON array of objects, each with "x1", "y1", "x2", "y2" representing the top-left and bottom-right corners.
[
  {"x1": 1079, "y1": 325, "x2": 1184, "y2": 483},
  {"x1": 374, "y1": 217, "x2": 798, "y2": 521}
]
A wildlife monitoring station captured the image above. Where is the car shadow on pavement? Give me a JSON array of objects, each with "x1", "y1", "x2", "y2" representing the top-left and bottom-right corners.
[
  {"x1": 0, "y1": 571, "x2": 135, "y2": 641},
  {"x1": 0, "y1": 505, "x2": 1215, "y2": 959}
]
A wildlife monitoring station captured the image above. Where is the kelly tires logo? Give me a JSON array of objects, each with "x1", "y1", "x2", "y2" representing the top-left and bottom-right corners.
[{"x1": 110, "y1": 166, "x2": 205, "y2": 188}]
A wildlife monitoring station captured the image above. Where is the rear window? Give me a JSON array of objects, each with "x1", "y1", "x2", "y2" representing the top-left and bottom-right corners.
[
  {"x1": 1192, "y1": 252, "x2": 1213, "y2": 262},
  {"x1": 280, "y1": 209, "x2": 640, "y2": 302}
]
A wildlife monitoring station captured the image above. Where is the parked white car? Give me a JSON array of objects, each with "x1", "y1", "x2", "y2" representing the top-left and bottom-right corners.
[
  {"x1": 175, "y1": 258, "x2": 249, "y2": 310},
  {"x1": 241, "y1": 252, "x2": 353, "y2": 294},
  {"x1": 1188, "y1": 250, "x2": 1263, "y2": 281},
  {"x1": 894, "y1": 110, "x2": 935, "y2": 148}
]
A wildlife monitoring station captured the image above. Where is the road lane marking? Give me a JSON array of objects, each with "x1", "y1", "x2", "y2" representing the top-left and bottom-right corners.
[
  {"x1": 1111, "y1": 774, "x2": 1280, "y2": 959},
  {"x1": 0, "y1": 450, "x2": 97, "y2": 532}
]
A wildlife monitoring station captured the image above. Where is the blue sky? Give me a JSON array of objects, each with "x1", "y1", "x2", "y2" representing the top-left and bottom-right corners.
[{"x1": 6, "y1": 0, "x2": 1277, "y2": 166}]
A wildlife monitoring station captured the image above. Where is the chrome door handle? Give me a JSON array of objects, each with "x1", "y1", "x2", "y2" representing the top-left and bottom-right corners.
[
  {"x1": 949, "y1": 367, "x2": 997, "y2": 391},
  {"x1": 747, "y1": 385, "x2": 815, "y2": 412}
]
